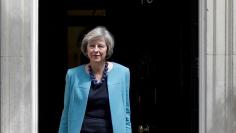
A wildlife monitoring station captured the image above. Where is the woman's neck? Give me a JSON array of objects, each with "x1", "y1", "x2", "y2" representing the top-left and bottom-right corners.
[{"x1": 89, "y1": 61, "x2": 106, "y2": 75}]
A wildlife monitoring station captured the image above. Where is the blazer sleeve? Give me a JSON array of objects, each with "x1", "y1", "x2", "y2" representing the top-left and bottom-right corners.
[
  {"x1": 125, "y1": 68, "x2": 132, "y2": 133},
  {"x1": 58, "y1": 69, "x2": 72, "y2": 133}
]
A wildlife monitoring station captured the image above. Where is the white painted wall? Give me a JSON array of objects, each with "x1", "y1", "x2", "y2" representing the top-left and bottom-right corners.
[{"x1": 0, "y1": 0, "x2": 38, "y2": 133}]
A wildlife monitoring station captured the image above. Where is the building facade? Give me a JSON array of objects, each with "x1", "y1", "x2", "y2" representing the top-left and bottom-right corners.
[{"x1": 0, "y1": 0, "x2": 236, "y2": 133}]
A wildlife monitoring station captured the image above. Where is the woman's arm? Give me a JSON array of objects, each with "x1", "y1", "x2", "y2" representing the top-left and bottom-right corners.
[
  {"x1": 58, "y1": 69, "x2": 72, "y2": 133},
  {"x1": 125, "y1": 68, "x2": 132, "y2": 133}
]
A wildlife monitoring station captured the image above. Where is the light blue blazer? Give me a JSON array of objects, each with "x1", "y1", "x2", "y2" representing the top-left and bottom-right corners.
[{"x1": 58, "y1": 62, "x2": 132, "y2": 133}]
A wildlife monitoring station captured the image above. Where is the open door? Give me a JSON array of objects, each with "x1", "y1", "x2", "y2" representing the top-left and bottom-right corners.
[{"x1": 39, "y1": 0, "x2": 198, "y2": 132}]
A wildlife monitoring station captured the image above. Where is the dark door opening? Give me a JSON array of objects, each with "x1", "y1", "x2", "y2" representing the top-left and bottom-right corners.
[{"x1": 39, "y1": 0, "x2": 198, "y2": 132}]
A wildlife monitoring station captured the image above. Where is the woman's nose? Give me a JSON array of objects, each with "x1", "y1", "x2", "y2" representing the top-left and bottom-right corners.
[{"x1": 93, "y1": 45, "x2": 99, "y2": 52}]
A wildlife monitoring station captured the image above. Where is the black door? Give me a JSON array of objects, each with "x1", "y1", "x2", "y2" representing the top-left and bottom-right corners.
[{"x1": 39, "y1": 0, "x2": 198, "y2": 132}]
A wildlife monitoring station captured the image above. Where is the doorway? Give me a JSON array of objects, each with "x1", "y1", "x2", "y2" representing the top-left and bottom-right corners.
[{"x1": 39, "y1": 0, "x2": 198, "y2": 132}]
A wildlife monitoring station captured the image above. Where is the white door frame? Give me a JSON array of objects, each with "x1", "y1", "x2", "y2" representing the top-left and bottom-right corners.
[{"x1": 199, "y1": 0, "x2": 236, "y2": 133}]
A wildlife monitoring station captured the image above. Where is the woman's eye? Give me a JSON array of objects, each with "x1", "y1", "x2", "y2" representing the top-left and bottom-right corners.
[
  {"x1": 98, "y1": 45, "x2": 105, "y2": 48},
  {"x1": 89, "y1": 45, "x2": 95, "y2": 48},
  {"x1": 88, "y1": 44, "x2": 106, "y2": 49}
]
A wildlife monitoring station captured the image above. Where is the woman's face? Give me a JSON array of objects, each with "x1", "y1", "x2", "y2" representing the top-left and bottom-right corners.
[{"x1": 87, "y1": 37, "x2": 107, "y2": 63}]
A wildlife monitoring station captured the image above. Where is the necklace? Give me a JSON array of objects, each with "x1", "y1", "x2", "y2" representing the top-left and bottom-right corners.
[{"x1": 88, "y1": 62, "x2": 108, "y2": 86}]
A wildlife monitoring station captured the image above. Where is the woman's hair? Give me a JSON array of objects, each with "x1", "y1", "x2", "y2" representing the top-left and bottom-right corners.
[{"x1": 81, "y1": 26, "x2": 114, "y2": 59}]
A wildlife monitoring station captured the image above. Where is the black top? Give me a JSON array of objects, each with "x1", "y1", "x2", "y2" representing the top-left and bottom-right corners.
[{"x1": 81, "y1": 78, "x2": 113, "y2": 133}]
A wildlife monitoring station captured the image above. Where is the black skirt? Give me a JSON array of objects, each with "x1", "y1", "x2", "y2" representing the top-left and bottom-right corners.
[{"x1": 80, "y1": 117, "x2": 113, "y2": 133}]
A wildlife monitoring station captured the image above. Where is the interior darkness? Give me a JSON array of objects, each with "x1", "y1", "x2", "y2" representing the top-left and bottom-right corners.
[{"x1": 39, "y1": 0, "x2": 198, "y2": 132}]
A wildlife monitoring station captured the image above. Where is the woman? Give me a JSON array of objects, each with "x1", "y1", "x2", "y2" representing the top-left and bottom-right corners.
[{"x1": 58, "y1": 26, "x2": 132, "y2": 133}]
